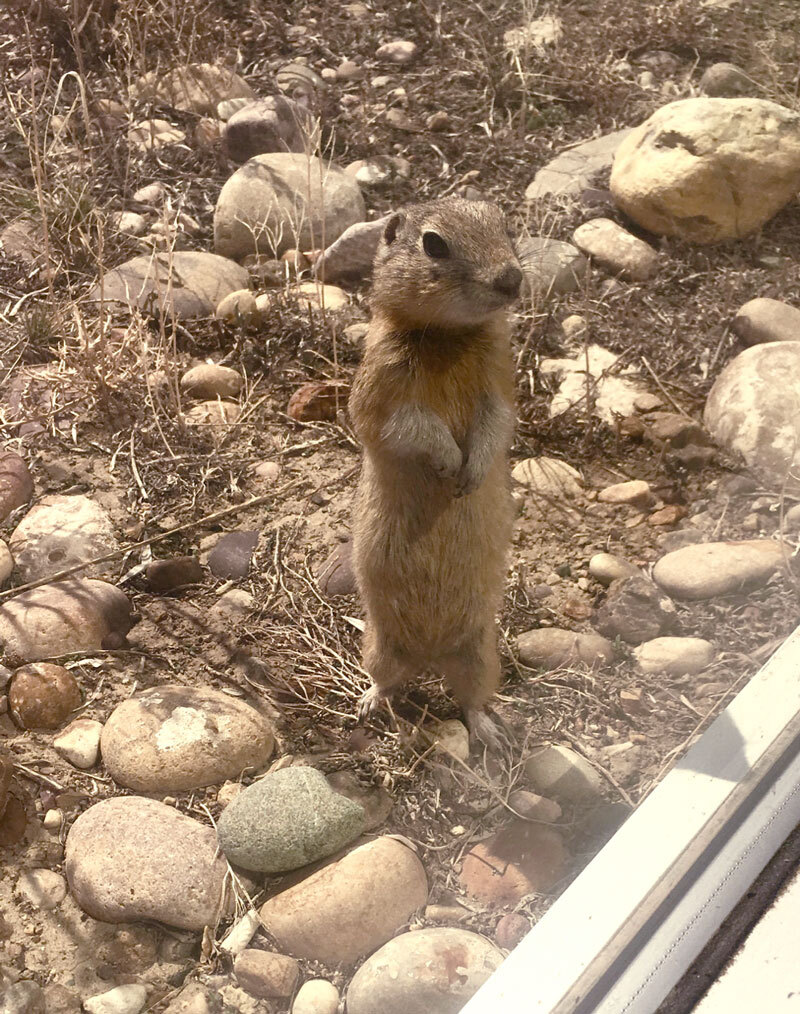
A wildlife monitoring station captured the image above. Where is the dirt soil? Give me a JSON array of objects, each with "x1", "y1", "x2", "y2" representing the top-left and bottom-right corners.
[{"x1": 1, "y1": 0, "x2": 799, "y2": 1006}]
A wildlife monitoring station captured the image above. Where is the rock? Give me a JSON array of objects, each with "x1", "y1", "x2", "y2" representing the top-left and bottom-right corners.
[
  {"x1": 128, "y1": 119, "x2": 185, "y2": 150},
  {"x1": 276, "y1": 63, "x2": 325, "y2": 97},
  {"x1": 9, "y1": 495, "x2": 118, "y2": 582},
  {"x1": 260, "y1": 836, "x2": 428, "y2": 963},
  {"x1": 133, "y1": 183, "x2": 165, "y2": 204},
  {"x1": 337, "y1": 60, "x2": 364, "y2": 81},
  {"x1": 185, "y1": 400, "x2": 241, "y2": 430},
  {"x1": 610, "y1": 98, "x2": 800, "y2": 243},
  {"x1": 507, "y1": 790, "x2": 561, "y2": 822},
  {"x1": 589, "y1": 553, "x2": 640, "y2": 585},
  {"x1": 113, "y1": 212, "x2": 147, "y2": 236},
  {"x1": 208, "y1": 530, "x2": 259, "y2": 579},
  {"x1": 648, "y1": 504, "x2": 687, "y2": 526},
  {"x1": 42, "y1": 808, "x2": 63, "y2": 832},
  {"x1": 291, "y1": 980, "x2": 338, "y2": 1014},
  {"x1": 315, "y1": 540, "x2": 355, "y2": 596},
  {"x1": 0, "y1": 983, "x2": 45, "y2": 1014},
  {"x1": 0, "y1": 540, "x2": 12, "y2": 585},
  {"x1": 314, "y1": 216, "x2": 389, "y2": 283},
  {"x1": 325, "y1": 771, "x2": 393, "y2": 832},
  {"x1": 145, "y1": 556, "x2": 204, "y2": 592},
  {"x1": 83, "y1": 985, "x2": 148, "y2": 1014},
  {"x1": 287, "y1": 380, "x2": 349, "y2": 422},
  {"x1": 517, "y1": 628, "x2": 614, "y2": 670},
  {"x1": 223, "y1": 97, "x2": 312, "y2": 163},
  {"x1": 161, "y1": 985, "x2": 212, "y2": 1014},
  {"x1": 345, "y1": 928, "x2": 502, "y2": 1014},
  {"x1": 495, "y1": 912, "x2": 530, "y2": 950},
  {"x1": 704, "y1": 342, "x2": 800, "y2": 489},
  {"x1": 217, "y1": 766, "x2": 364, "y2": 873},
  {"x1": 602, "y1": 742, "x2": 646, "y2": 785},
  {"x1": 8, "y1": 664, "x2": 81, "y2": 729},
  {"x1": 644, "y1": 412, "x2": 708, "y2": 449},
  {"x1": 130, "y1": 64, "x2": 254, "y2": 115},
  {"x1": 53, "y1": 717, "x2": 103, "y2": 768},
  {"x1": 699, "y1": 62, "x2": 753, "y2": 97},
  {"x1": 594, "y1": 575, "x2": 677, "y2": 644},
  {"x1": 234, "y1": 950, "x2": 299, "y2": 998},
  {"x1": 524, "y1": 744, "x2": 606, "y2": 804},
  {"x1": 101, "y1": 686, "x2": 274, "y2": 792},
  {"x1": 215, "y1": 291, "x2": 258, "y2": 326},
  {"x1": 426, "y1": 111, "x2": 451, "y2": 131},
  {"x1": 572, "y1": 218, "x2": 659, "y2": 281},
  {"x1": 0, "y1": 578, "x2": 131, "y2": 662},
  {"x1": 0, "y1": 450, "x2": 34, "y2": 522},
  {"x1": 460, "y1": 820, "x2": 568, "y2": 904},
  {"x1": 525, "y1": 129, "x2": 632, "y2": 202},
  {"x1": 217, "y1": 97, "x2": 252, "y2": 121},
  {"x1": 517, "y1": 236, "x2": 588, "y2": 300},
  {"x1": 90, "y1": 252, "x2": 249, "y2": 320},
  {"x1": 214, "y1": 153, "x2": 366, "y2": 260},
  {"x1": 0, "y1": 746, "x2": 12, "y2": 818},
  {"x1": 16, "y1": 869, "x2": 67, "y2": 909},
  {"x1": 426, "y1": 718, "x2": 470, "y2": 762},
  {"x1": 1, "y1": 219, "x2": 46, "y2": 270},
  {"x1": 785, "y1": 503, "x2": 800, "y2": 532},
  {"x1": 634, "y1": 636, "x2": 715, "y2": 675},
  {"x1": 511, "y1": 457, "x2": 582, "y2": 497},
  {"x1": 66, "y1": 796, "x2": 234, "y2": 930},
  {"x1": 209, "y1": 588, "x2": 253, "y2": 620},
  {"x1": 540, "y1": 344, "x2": 648, "y2": 423},
  {"x1": 292, "y1": 281, "x2": 349, "y2": 311},
  {"x1": 504, "y1": 15, "x2": 562, "y2": 52},
  {"x1": 561, "y1": 314, "x2": 587, "y2": 339},
  {"x1": 375, "y1": 40, "x2": 418, "y2": 64},
  {"x1": 634, "y1": 392, "x2": 664, "y2": 412},
  {"x1": 659, "y1": 529, "x2": 706, "y2": 553},
  {"x1": 731, "y1": 297, "x2": 800, "y2": 346},
  {"x1": 652, "y1": 540, "x2": 784, "y2": 600},
  {"x1": 597, "y1": 479, "x2": 654, "y2": 507},
  {"x1": 43, "y1": 985, "x2": 80, "y2": 1014}
]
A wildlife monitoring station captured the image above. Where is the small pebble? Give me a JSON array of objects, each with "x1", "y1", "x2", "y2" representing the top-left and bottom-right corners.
[{"x1": 291, "y1": 980, "x2": 339, "y2": 1014}]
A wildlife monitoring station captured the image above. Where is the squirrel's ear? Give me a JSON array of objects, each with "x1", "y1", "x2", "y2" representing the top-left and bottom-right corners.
[{"x1": 383, "y1": 212, "x2": 404, "y2": 246}]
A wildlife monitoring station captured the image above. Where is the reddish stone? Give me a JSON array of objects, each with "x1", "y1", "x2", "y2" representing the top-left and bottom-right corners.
[
  {"x1": 459, "y1": 820, "x2": 568, "y2": 906},
  {"x1": 0, "y1": 450, "x2": 33, "y2": 522},
  {"x1": 495, "y1": 912, "x2": 530, "y2": 950},
  {"x1": 0, "y1": 794, "x2": 27, "y2": 845},
  {"x1": 9, "y1": 663, "x2": 81, "y2": 730},
  {"x1": 288, "y1": 381, "x2": 350, "y2": 422},
  {"x1": 648, "y1": 504, "x2": 687, "y2": 526}
]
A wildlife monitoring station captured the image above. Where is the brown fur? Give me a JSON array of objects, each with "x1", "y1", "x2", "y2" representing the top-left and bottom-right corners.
[{"x1": 348, "y1": 197, "x2": 521, "y2": 745}]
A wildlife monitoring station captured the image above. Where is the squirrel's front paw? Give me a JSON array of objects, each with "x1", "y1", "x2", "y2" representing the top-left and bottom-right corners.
[
  {"x1": 429, "y1": 443, "x2": 463, "y2": 482},
  {"x1": 454, "y1": 456, "x2": 487, "y2": 497}
]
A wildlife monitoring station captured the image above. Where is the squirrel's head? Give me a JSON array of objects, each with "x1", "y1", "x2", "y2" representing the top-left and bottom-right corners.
[{"x1": 370, "y1": 197, "x2": 522, "y2": 330}]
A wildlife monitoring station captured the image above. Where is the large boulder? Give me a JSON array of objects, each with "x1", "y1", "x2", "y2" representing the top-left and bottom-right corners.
[
  {"x1": 89, "y1": 252, "x2": 249, "y2": 320},
  {"x1": 704, "y1": 342, "x2": 800, "y2": 490},
  {"x1": 610, "y1": 98, "x2": 800, "y2": 243},
  {"x1": 213, "y1": 153, "x2": 366, "y2": 260}
]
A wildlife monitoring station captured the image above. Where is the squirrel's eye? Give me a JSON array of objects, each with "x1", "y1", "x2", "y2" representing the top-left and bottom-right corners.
[{"x1": 422, "y1": 231, "x2": 450, "y2": 259}]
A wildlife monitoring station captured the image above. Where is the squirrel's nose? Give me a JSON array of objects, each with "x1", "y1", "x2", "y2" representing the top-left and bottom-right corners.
[{"x1": 493, "y1": 263, "x2": 522, "y2": 299}]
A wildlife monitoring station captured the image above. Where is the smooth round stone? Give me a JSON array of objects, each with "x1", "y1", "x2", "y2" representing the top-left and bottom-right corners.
[
  {"x1": 144, "y1": 556, "x2": 204, "y2": 592},
  {"x1": 634, "y1": 637, "x2": 715, "y2": 675},
  {"x1": 291, "y1": 980, "x2": 339, "y2": 1014},
  {"x1": 524, "y1": 744, "x2": 606, "y2": 804},
  {"x1": 589, "y1": 553, "x2": 640, "y2": 585},
  {"x1": 16, "y1": 869, "x2": 67, "y2": 909},
  {"x1": 731, "y1": 297, "x2": 800, "y2": 346},
  {"x1": 700, "y1": 62, "x2": 753, "y2": 97},
  {"x1": 426, "y1": 718, "x2": 469, "y2": 762},
  {"x1": 460, "y1": 821, "x2": 568, "y2": 904},
  {"x1": 101, "y1": 686, "x2": 274, "y2": 793},
  {"x1": 495, "y1": 912, "x2": 530, "y2": 950},
  {"x1": 572, "y1": 218, "x2": 659, "y2": 282},
  {"x1": 517, "y1": 628, "x2": 614, "y2": 670},
  {"x1": 214, "y1": 291, "x2": 259, "y2": 325},
  {"x1": 181, "y1": 363, "x2": 244, "y2": 401},
  {"x1": 8, "y1": 664, "x2": 80, "y2": 730},
  {"x1": 217, "y1": 766, "x2": 365, "y2": 873},
  {"x1": 0, "y1": 449, "x2": 34, "y2": 523},
  {"x1": 375, "y1": 40, "x2": 418, "y2": 64},
  {"x1": 83, "y1": 985, "x2": 148, "y2": 1014},
  {"x1": 53, "y1": 717, "x2": 103, "y2": 769},
  {"x1": 597, "y1": 479, "x2": 653, "y2": 507},
  {"x1": 260, "y1": 836, "x2": 428, "y2": 964},
  {"x1": 233, "y1": 950, "x2": 299, "y2": 998},
  {"x1": 512, "y1": 457, "x2": 582, "y2": 497},
  {"x1": 784, "y1": 504, "x2": 800, "y2": 531},
  {"x1": 65, "y1": 796, "x2": 234, "y2": 930},
  {"x1": 652, "y1": 540, "x2": 784, "y2": 600},
  {"x1": 315, "y1": 540, "x2": 356, "y2": 597},
  {"x1": 0, "y1": 539, "x2": 13, "y2": 585},
  {"x1": 346, "y1": 928, "x2": 503, "y2": 1014}
]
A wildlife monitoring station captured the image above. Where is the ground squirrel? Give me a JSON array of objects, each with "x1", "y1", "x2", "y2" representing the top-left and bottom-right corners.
[{"x1": 349, "y1": 196, "x2": 522, "y2": 749}]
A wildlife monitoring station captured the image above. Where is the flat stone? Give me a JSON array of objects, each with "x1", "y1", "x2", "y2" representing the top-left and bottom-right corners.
[
  {"x1": 652, "y1": 540, "x2": 784, "y2": 600},
  {"x1": 83, "y1": 985, "x2": 148, "y2": 1014},
  {"x1": 145, "y1": 556, "x2": 204, "y2": 592},
  {"x1": 53, "y1": 717, "x2": 103, "y2": 768},
  {"x1": 8, "y1": 664, "x2": 81, "y2": 729},
  {"x1": 525, "y1": 129, "x2": 632, "y2": 201},
  {"x1": 573, "y1": 218, "x2": 659, "y2": 281},
  {"x1": 460, "y1": 820, "x2": 568, "y2": 904},
  {"x1": 594, "y1": 575, "x2": 678, "y2": 645},
  {"x1": 597, "y1": 479, "x2": 654, "y2": 507},
  {"x1": 16, "y1": 869, "x2": 67, "y2": 909},
  {"x1": 732, "y1": 297, "x2": 800, "y2": 346},
  {"x1": 634, "y1": 636, "x2": 715, "y2": 675},
  {"x1": 101, "y1": 685, "x2": 274, "y2": 792},
  {"x1": 259, "y1": 836, "x2": 428, "y2": 964},
  {"x1": 0, "y1": 450, "x2": 34, "y2": 522},
  {"x1": 346, "y1": 928, "x2": 503, "y2": 1014},
  {"x1": 130, "y1": 63, "x2": 254, "y2": 115},
  {"x1": 524, "y1": 744, "x2": 606, "y2": 804},
  {"x1": 217, "y1": 766, "x2": 365, "y2": 873},
  {"x1": 290, "y1": 980, "x2": 339, "y2": 1014},
  {"x1": 511, "y1": 457, "x2": 582, "y2": 497},
  {"x1": 315, "y1": 540, "x2": 356, "y2": 596},
  {"x1": 517, "y1": 628, "x2": 614, "y2": 670},
  {"x1": 517, "y1": 236, "x2": 588, "y2": 300},
  {"x1": 9, "y1": 494, "x2": 118, "y2": 582},
  {"x1": 588, "y1": 553, "x2": 641, "y2": 585},
  {"x1": 540, "y1": 344, "x2": 648, "y2": 423},
  {"x1": 314, "y1": 216, "x2": 389, "y2": 283},
  {"x1": 208, "y1": 530, "x2": 259, "y2": 579},
  {"x1": 288, "y1": 380, "x2": 350, "y2": 422},
  {"x1": 223, "y1": 96, "x2": 312, "y2": 162},
  {"x1": 234, "y1": 950, "x2": 300, "y2": 998},
  {"x1": 66, "y1": 796, "x2": 235, "y2": 930},
  {"x1": 704, "y1": 343, "x2": 800, "y2": 490},
  {"x1": 92, "y1": 251, "x2": 249, "y2": 320}
]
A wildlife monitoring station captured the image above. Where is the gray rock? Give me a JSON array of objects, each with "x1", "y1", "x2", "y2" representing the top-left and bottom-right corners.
[
  {"x1": 525, "y1": 129, "x2": 632, "y2": 201},
  {"x1": 83, "y1": 986, "x2": 148, "y2": 1014},
  {"x1": 217, "y1": 766, "x2": 364, "y2": 873},
  {"x1": 90, "y1": 252, "x2": 249, "y2": 320},
  {"x1": 0, "y1": 450, "x2": 34, "y2": 523},
  {"x1": 572, "y1": 218, "x2": 659, "y2": 281},
  {"x1": 524, "y1": 744, "x2": 606, "y2": 803},
  {"x1": 512, "y1": 456, "x2": 583, "y2": 497},
  {"x1": 347, "y1": 929, "x2": 502, "y2": 1014},
  {"x1": 208, "y1": 530, "x2": 259, "y2": 579},
  {"x1": 517, "y1": 236, "x2": 588, "y2": 300},
  {"x1": 0, "y1": 983, "x2": 45, "y2": 1014},
  {"x1": 214, "y1": 153, "x2": 366, "y2": 260},
  {"x1": 652, "y1": 540, "x2": 784, "y2": 600},
  {"x1": 517, "y1": 628, "x2": 614, "y2": 670},
  {"x1": 699, "y1": 62, "x2": 754, "y2": 97},
  {"x1": 658, "y1": 528, "x2": 705, "y2": 553},
  {"x1": 181, "y1": 364, "x2": 244, "y2": 400},
  {"x1": 223, "y1": 96, "x2": 312, "y2": 163},
  {"x1": 260, "y1": 836, "x2": 428, "y2": 964},
  {"x1": 731, "y1": 297, "x2": 800, "y2": 346},
  {"x1": 314, "y1": 215, "x2": 390, "y2": 283},
  {"x1": 130, "y1": 63, "x2": 254, "y2": 115},
  {"x1": 162, "y1": 985, "x2": 214, "y2": 1014},
  {"x1": 215, "y1": 290, "x2": 258, "y2": 325},
  {"x1": 66, "y1": 796, "x2": 234, "y2": 930},
  {"x1": 704, "y1": 342, "x2": 800, "y2": 491},
  {"x1": 233, "y1": 950, "x2": 299, "y2": 998},
  {"x1": 101, "y1": 685, "x2": 274, "y2": 792},
  {"x1": 634, "y1": 636, "x2": 715, "y2": 675},
  {"x1": 53, "y1": 718, "x2": 103, "y2": 769},
  {"x1": 0, "y1": 579, "x2": 132, "y2": 662},
  {"x1": 291, "y1": 981, "x2": 338, "y2": 1014},
  {"x1": 9, "y1": 494, "x2": 118, "y2": 583},
  {"x1": 326, "y1": 770, "x2": 393, "y2": 831},
  {"x1": 315, "y1": 540, "x2": 356, "y2": 596},
  {"x1": 16, "y1": 869, "x2": 67, "y2": 909},
  {"x1": 588, "y1": 553, "x2": 640, "y2": 585},
  {"x1": 594, "y1": 575, "x2": 678, "y2": 645}
]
